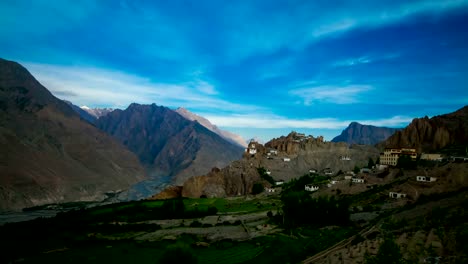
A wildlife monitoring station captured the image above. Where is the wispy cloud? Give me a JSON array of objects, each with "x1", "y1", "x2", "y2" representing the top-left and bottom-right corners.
[
  {"x1": 203, "y1": 113, "x2": 411, "y2": 129},
  {"x1": 23, "y1": 62, "x2": 260, "y2": 112},
  {"x1": 332, "y1": 53, "x2": 401, "y2": 67},
  {"x1": 289, "y1": 85, "x2": 372, "y2": 105}
]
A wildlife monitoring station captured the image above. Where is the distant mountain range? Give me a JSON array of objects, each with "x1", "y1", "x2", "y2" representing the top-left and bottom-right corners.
[
  {"x1": 332, "y1": 122, "x2": 400, "y2": 145},
  {"x1": 175, "y1": 107, "x2": 246, "y2": 148},
  {"x1": 80, "y1": 106, "x2": 114, "y2": 119},
  {"x1": 96, "y1": 103, "x2": 244, "y2": 185},
  {"x1": 0, "y1": 58, "x2": 146, "y2": 211},
  {"x1": 382, "y1": 106, "x2": 468, "y2": 153}
]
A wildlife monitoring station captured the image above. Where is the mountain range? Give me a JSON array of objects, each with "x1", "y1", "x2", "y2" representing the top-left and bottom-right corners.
[
  {"x1": 331, "y1": 122, "x2": 400, "y2": 145},
  {"x1": 95, "y1": 103, "x2": 244, "y2": 185},
  {"x1": 0, "y1": 58, "x2": 146, "y2": 211}
]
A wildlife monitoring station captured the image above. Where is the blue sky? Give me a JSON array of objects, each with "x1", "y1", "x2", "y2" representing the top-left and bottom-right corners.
[{"x1": 1, "y1": 0, "x2": 467, "y2": 142}]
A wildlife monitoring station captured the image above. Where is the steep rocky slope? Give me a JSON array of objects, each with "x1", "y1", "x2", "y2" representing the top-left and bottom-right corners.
[
  {"x1": 96, "y1": 104, "x2": 244, "y2": 185},
  {"x1": 175, "y1": 107, "x2": 246, "y2": 147},
  {"x1": 382, "y1": 106, "x2": 468, "y2": 152},
  {"x1": 0, "y1": 59, "x2": 146, "y2": 211},
  {"x1": 332, "y1": 122, "x2": 399, "y2": 145}
]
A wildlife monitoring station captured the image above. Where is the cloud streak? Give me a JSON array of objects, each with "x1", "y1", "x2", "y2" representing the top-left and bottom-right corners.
[
  {"x1": 289, "y1": 85, "x2": 372, "y2": 105},
  {"x1": 203, "y1": 113, "x2": 412, "y2": 129},
  {"x1": 23, "y1": 62, "x2": 261, "y2": 112}
]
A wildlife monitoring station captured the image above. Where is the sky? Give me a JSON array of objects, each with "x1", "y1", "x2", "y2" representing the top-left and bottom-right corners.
[{"x1": 1, "y1": 0, "x2": 468, "y2": 142}]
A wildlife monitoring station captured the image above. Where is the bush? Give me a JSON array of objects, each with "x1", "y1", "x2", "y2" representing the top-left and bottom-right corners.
[
  {"x1": 252, "y1": 183, "x2": 264, "y2": 195},
  {"x1": 190, "y1": 221, "x2": 202, "y2": 227},
  {"x1": 159, "y1": 244, "x2": 197, "y2": 264}
]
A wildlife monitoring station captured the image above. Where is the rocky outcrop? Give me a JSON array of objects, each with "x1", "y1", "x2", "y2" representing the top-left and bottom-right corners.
[
  {"x1": 175, "y1": 107, "x2": 247, "y2": 147},
  {"x1": 96, "y1": 104, "x2": 244, "y2": 185},
  {"x1": 148, "y1": 186, "x2": 183, "y2": 200},
  {"x1": 332, "y1": 122, "x2": 399, "y2": 145},
  {"x1": 0, "y1": 58, "x2": 146, "y2": 211},
  {"x1": 382, "y1": 106, "x2": 468, "y2": 152},
  {"x1": 182, "y1": 163, "x2": 261, "y2": 198}
]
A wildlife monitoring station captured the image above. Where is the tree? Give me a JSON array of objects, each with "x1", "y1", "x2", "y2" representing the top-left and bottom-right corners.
[
  {"x1": 252, "y1": 183, "x2": 264, "y2": 195},
  {"x1": 354, "y1": 165, "x2": 360, "y2": 174},
  {"x1": 397, "y1": 155, "x2": 416, "y2": 170},
  {"x1": 368, "y1": 158, "x2": 375, "y2": 169},
  {"x1": 365, "y1": 237, "x2": 405, "y2": 264},
  {"x1": 159, "y1": 244, "x2": 197, "y2": 264}
]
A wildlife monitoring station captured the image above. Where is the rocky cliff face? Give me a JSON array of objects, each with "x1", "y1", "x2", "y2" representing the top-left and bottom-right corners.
[
  {"x1": 96, "y1": 104, "x2": 244, "y2": 185},
  {"x1": 382, "y1": 106, "x2": 468, "y2": 152},
  {"x1": 0, "y1": 59, "x2": 146, "y2": 211},
  {"x1": 182, "y1": 162, "x2": 261, "y2": 198},
  {"x1": 332, "y1": 122, "x2": 399, "y2": 145}
]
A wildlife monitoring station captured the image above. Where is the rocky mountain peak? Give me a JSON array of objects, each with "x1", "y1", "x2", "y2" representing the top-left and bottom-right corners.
[{"x1": 332, "y1": 122, "x2": 400, "y2": 145}]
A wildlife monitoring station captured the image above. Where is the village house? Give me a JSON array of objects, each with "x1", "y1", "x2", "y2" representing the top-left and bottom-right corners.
[
  {"x1": 309, "y1": 168, "x2": 318, "y2": 173},
  {"x1": 275, "y1": 180, "x2": 285, "y2": 186},
  {"x1": 389, "y1": 192, "x2": 407, "y2": 199},
  {"x1": 283, "y1": 158, "x2": 291, "y2": 162},
  {"x1": 375, "y1": 164, "x2": 388, "y2": 171},
  {"x1": 323, "y1": 168, "x2": 333, "y2": 175},
  {"x1": 416, "y1": 176, "x2": 437, "y2": 182},
  {"x1": 352, "y1": 178, "x2": 365, "y2": 183},
  {"x1": 269, "y1": 149, "x2": 278, "y2": 155},
  {"x1": 305, "y1": 184, "x2": 319, "y2": 192},
  {"x1": 266, "y1": 170, "x2": 271, "y2": 175},
  {"x1": 327, "y1": 180, "x2": 339, "y2": 188},
  {"x1": 380, "y1": 148, "x2": 417, "y2": 166},
  {"x1": 340, "y1": 155, "x2": 351, "y2": 161},
  {"x1": 344, "y1": 175, "x2": 353, "y2": 180},
  {"x1": 265, "y1": 188, "x2": 275, "y2": 193},
  {"x1": 420, "y1": 153, "x2": 443, "y2": 161}
]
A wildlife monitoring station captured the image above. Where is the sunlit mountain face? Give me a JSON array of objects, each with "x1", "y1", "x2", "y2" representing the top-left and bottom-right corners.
[{"x1": 1, "y1": 1, "x2": 467, "y2": 142}]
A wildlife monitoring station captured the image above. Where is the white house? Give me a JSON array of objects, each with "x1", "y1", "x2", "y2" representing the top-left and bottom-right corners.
[
  {"x1": 265, "y1": 188, "x2": 275, "y2": 193},
  {"x1": 352, "y1": 178, "x2": 365, "y2": 183},
  {"x1": 341, "y1": 155, "x2": 351, "y2": 161},
  {"x1": 327, "y1": 180, "x2": 339, "y2": 188},
  {"x1": 275, "y1": 180, "x2": 284, "y2": 185},
  {"x1": 283, "y1": 158, "x2": 291, "y2": 162},
  {"x1": 309, "y1": 169, "x2": 318, "y2": 173},
  {"x1": 266, "y1": 170, "x2": 271, "y2": 175},
  {"x1": 375, "y1": 164, "x2": 388, "y2": 171},
  {"x1": 344, "y1": 175, "x2": 353, "y2": 180},
  {"x1": 269, "y1": 149, "x2": 278, "y2": 155},
  {"x1": 416, "y1": 176, "x2": 437, "y2": 182},
  {"x1": 247, "y1": 142, "x2": 257, "y2": 155},
  {"x1": 305, "y1": 184, "x2": 319, "y2": 192},
  {"x1": 389, "y1": 192, "x2": 407, "y2": 199},
  {"x1": 323, "y1": 168, "x2": 333, "y2": 175}
]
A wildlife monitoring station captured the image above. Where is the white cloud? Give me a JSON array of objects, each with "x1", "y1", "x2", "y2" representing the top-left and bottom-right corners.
[
  {"x1": 289, "y1": 85, "x2": 372, "y2": 105},
  {"x1": 23, "y1": 62, "x2": 260, "y2": 112},
  {"x1": 203, "y1": 113, "x2": 412, "y2": 129}
]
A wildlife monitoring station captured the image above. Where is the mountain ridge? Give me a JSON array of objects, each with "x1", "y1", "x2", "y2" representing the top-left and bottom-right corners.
[
  {"x1": 332, "y1": 122, "x2": 400, "y2": 145},
  {"x1": 96, "y1": 103, "x2": 244, "y2": 185},
  {"x1": 0, "y1": 58, "x2": 147, "y2": 211}
]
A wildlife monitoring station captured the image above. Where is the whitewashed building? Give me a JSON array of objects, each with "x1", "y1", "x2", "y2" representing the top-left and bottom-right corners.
[
  {"x1": 305, "y1": 184, "x2": 319, "y2": 192},
  {"x1": 389, "y1": 192, "x2": 407, "y2": 199},
  {"x1": 352, "y1": 178, "x2": 365, "y2": 183},
  {"x1": 416, "y1": 176, "x2": 437, "y2": 182}
]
